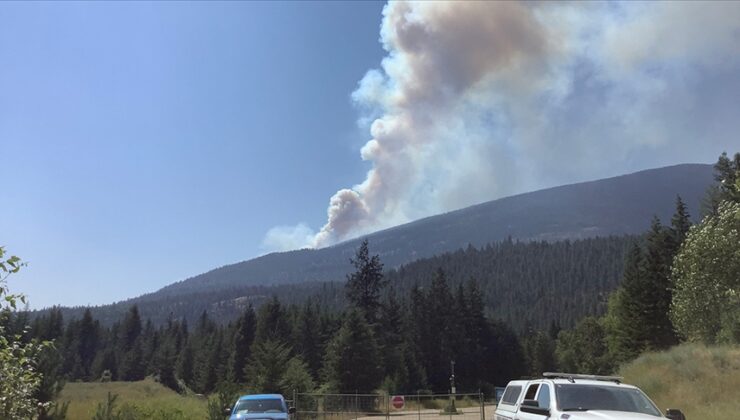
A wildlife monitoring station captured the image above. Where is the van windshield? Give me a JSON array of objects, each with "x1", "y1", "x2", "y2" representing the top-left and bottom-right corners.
[
  {"x1": 555, "y1": 384, "x2": 661, "y2": 417},
  {"x1": 234, "y1": 399, "x2": 285, "y2": 414}
]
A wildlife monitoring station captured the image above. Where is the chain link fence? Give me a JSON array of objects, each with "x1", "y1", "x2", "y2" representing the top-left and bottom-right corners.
[{"x1": 293, "y1": 392, "x2": 491, "y2": 420}]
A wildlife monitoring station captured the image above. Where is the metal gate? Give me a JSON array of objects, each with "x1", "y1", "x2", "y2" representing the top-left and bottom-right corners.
[{"x1": 293, "y1": 392, "x2": 489, "y2": 420}]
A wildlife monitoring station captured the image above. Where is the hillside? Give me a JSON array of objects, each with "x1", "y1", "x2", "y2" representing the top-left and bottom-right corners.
[
  {"x1": 60, "y1": 235, "x2": 634, "y2": 328},
  {"x1": 620, "y1": 344, "x2": 740, "y2": 420},
  {"x1": 47, "y1": 163, "x2": 714, "y2": 326},
  {"x1": 155, "y1": 163, "x2": 713, "y2": 297}
]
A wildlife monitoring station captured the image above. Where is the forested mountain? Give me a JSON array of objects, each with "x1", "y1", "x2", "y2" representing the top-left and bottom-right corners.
[
  {"x1": 53, "y1": 235, "x2": 634, "y2": 331},
  {"x1": 37, "y1": 164, "x2": 712, "y2": 327},
  {"x1": 151, "y1": 163, "x2": 713, "y2": 298}
]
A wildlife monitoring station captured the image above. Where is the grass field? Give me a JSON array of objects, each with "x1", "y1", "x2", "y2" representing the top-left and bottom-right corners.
[
  {"x1": 58, "y1": 378, "x2": 208, "y2": 419},
  {"x1": 619, "y1": 343, "x2": 740, "y2": 420}
]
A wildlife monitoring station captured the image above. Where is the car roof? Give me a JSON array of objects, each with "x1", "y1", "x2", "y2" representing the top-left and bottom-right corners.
[
  {"x1": 539, "y1": 378, "x2": 638, "y2": 388},
  {"x1": 238, "y1": 394, "x2": 285, "y2": 401}
]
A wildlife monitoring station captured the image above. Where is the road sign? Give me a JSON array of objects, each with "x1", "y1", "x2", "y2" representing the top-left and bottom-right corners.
[{"x1": 391, "y1": 395, "x2": 405, "y2": 409}]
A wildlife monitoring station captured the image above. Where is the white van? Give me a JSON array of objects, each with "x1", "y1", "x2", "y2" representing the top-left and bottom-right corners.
[{"x1": 494, "y1": 373, "x2": 685, "y2": 420}]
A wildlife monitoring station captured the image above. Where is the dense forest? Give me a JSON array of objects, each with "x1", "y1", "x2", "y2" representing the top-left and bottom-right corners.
[{"x1": 47, "y1": 234, "x2": 634, "y2": 332}]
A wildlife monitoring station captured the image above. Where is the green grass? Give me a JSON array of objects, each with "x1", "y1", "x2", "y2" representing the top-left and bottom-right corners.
[
  {"x1": 58, "y1": 378, "x2": 208, "y2": 419},
  {"x1": 619, "y1": 343, "x2": 740, "y2": 420}
]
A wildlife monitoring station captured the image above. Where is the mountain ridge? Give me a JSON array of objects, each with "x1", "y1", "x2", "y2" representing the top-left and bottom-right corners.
[{"x1": 150, "y1": 162, "x2": 713, "y2": 299}]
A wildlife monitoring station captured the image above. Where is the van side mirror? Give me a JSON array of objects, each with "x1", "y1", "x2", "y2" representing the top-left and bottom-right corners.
[
  {"x1": 224, "y1": 407, "x2": 232, "y2": 416},
  {"x1": 519, "y1": 400, "x2": 549, "y2": 417},
  {"x1": 289, "y1": 407, "x2": 296, "y2": 414},
  {"x1": 665, "y1": 409, "x2": 685, "y2": 420}
]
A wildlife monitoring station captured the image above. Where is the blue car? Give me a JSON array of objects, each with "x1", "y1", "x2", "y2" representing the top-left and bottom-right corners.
[{"x1": 228, "y1": 394, "x2": 295, "y2": 420}]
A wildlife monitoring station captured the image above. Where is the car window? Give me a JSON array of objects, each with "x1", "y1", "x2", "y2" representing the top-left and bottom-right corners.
[
  {"x1": 524, "y1": 384, "x2": 539, "y2": 400},
  {"x1": 555, "y1": 384, "x2": 661, "y2": 417},
  {"x1": 234, "y1": 399, "x2": 285, "y2": 414},
  {"x1": 536, "y1": 384, "x2": 550, "y2": 409},
  {"x1": 501, "y1": 385, "x2": 522, "y2": 405}
]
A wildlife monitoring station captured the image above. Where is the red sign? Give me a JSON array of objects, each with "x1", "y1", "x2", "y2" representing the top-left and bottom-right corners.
[{"x1": 391, "y1": 395, "x2": 405, "y2": 409}]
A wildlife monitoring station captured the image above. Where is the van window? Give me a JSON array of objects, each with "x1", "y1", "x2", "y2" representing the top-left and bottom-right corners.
[
  {"x1": 524, "y1": 384, "x2": 539, "y2": 400},
  {"x1": 501, "y1": 385, "x2": 522, "y2": 405},
  {"x1": 537, "y1": 384, "x2": 550, "y2": 409}
]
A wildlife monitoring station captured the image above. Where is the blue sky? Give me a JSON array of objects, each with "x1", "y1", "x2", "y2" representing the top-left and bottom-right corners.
[
  {"x1": 2, "y1": 1, "x2": 740, "y2": 308},
  {"x1": 0, "y1": 1, "x2": 385, "y2": 307}
]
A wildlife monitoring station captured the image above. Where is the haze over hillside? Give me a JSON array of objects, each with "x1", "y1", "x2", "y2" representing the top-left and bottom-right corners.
[{"x1": 152, "y1": 163, "x2": 712, "y2": 298}]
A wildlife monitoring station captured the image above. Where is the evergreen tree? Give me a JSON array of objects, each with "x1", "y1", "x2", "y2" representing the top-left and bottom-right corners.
[
  {"x1": 345, "y1": 239, "x2": 387, "y2": 326},
  {"x1": 422, "y1": 268, "x2": 455, "y2": 392},
  {"x1": 378, "y1": 289, "x2": 405, "y2": 386},
  {"x1": 703, "y1": 151, "x2": 740, "y2": 215},
  {"x1": 523, "y1": 331, "x2": 555, "y2": 377},
  {"x1": 323, "y1": 309, "x2": 382, "y2": 393},
  {"x1": 671, "y1": 195, "x2": 692, "y2": 245},
  {"x1": 227, "y1": 306, "x2": 256, "y2": 384},
  {"x1": 294, "y1": 300, "x2": 323, "y2": 380},
  {"x1": 76, "y1": 309, "x2": 99, "y2": 380},
  {"x1": 604, "y1": 242, "x2": 647, "y2": 363},
  {"x1": 176, "y1": 342, "x2": 195, "y2": 388},
  {"x1": 255, "y1": 297, "x2": 291, "y2": 343},
  {"x1": 246, "y1": 339, "x2": 292, "y2": 393},
  {"x1": 120, "y1": 306, "x2": 142, "y2": 353},
  {"x1": 643, "y1": 218, "x2": 678, "y2": 348},
  {"x1": 118, "y1": 339, "x2": 145, "y2": 381},
  {"x1": 279, "y1": 356, "x2": 316, "y2": 394}
]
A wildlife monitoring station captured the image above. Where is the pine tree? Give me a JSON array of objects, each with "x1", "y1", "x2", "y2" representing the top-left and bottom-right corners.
[
  {"x1": 604, "y1": 242, "x2": 647, "y2": 363},
  {"x1": 279, "y1": 357, "x2": 315, "y2": 394},
  {"x1": 643, "y1": 218, "x2": 678, "y2": 349},
  {"x1": 119, "y1": 339, "x2": 145, "y2": 381},
  {"x1": 120, "y1": 306, "x2": 142, "y2": 353},
  {"x1": 246, "y1": 339, "x2": 292, "y2": 393},
  {"x1": 322, "y1": 309, "x2": 382, "y2": 393},
  {"x1": 227, "y1": 306, "x2": 256, "y2": 384},
  {"x1": 378, "y1": 289, "x2": 405, "y2": 391},
  {"x1": 255, "y1": 297, "x2": 291, "y2": 343},
  {"x1": 423, "y1": 268, "x2": 455, "y2": 392},
  {"x1": 671, "y1": 195, "x2": 692, "y2": 245},
  {"x1": 294, "y1": 300, "x2": 322, "y2": 380},
  {"x1": 345, "y1": 239, "x2": 387, "y2": 326},
  {"x1": 176, "y1": 342, "x2": 195, "y2": 388}
]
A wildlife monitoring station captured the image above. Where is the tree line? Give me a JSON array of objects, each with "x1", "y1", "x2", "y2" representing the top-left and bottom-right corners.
[{"x1": 553, "y1": 151, "x2": 740, "y2": 374}]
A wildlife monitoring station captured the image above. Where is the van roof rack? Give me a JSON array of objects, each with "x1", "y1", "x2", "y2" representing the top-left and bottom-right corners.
[{"x1": 542, "y1": 372, "x2": 623, "y2": 384}]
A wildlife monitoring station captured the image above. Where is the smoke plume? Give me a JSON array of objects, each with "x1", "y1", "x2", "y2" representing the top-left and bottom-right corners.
[{"x1": 265, "y1": 1, "x2": 740, "y2": 251}]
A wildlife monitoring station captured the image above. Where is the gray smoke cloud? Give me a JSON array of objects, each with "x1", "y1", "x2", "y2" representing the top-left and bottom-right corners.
[{"x1": 264, "y1": 1, "x2": 740, "y2": 251}]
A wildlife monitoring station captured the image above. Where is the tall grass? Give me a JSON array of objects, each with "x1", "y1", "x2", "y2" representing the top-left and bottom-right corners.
[
  {"x1": 619, "y1": 343, "x2": 740, "y2": 420},
  {"x1": 58, "y1": 378, "x2": 207, "y2": 420}
]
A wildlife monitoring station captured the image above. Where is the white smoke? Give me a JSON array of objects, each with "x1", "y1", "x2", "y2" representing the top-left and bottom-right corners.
[
  {"x1": 261, "y1": 223, "x2": 315, "y2": 253},
  {"x1": 263, "y1": 1, "x2": 740, "y2": 251}
]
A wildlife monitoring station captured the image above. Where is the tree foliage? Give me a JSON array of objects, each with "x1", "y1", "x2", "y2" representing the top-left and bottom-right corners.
[
  {"x1": 345, "y1": 239, "x2": 387, "y2": 326},
  {"x1": 0, "y1": 246, "x2": 48, "y2": 419},
  {"x1": 671, "y1": 201, "x2": 740, "y2": 344}
]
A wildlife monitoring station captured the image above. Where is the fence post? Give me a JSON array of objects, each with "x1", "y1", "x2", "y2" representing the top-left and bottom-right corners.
[
  {"x1": 293, "y1": 389, "x2": 297, "y2": 420},
  {"x1": 479, "y1": 392, "x2": 484, "y2": 420},
  {"x1": 385, "y1": 392, "x2": 390, "y2": 420},
  {"x1": 417, "y1": 392, "x2": 421, "y2": 420}
]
